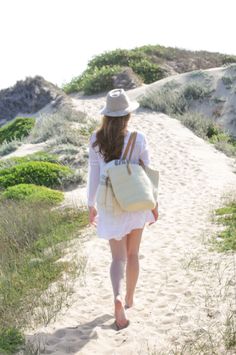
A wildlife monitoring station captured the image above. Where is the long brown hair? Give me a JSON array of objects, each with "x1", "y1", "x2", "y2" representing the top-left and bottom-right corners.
[{"x1": 92, "y1": 114, "x2": 130, "y2": 163}]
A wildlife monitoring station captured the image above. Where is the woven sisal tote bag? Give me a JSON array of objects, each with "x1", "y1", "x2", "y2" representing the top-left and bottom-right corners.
[{"x1": 107, "y1": 132, "x2": 159, "y2": 212}]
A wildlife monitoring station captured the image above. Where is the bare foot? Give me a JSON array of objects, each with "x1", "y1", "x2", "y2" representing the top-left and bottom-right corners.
[
  {"x1": 114, "y1": 295, "x2": 129, "y2": 330},
  {"x1": 125, "y1": 295, "x2": 133, "y2": 309}
]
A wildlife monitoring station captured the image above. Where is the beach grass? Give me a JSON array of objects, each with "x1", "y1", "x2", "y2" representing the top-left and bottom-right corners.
[
  {"x1": 0, "y1": 199, "x2": 89, "y2": 354},
  {"x1": 212, "y1": 197, "x2": 236, "y2": 251},
  {"x1": 140, "y1": 87, "x2": 236, "y2": 159}
]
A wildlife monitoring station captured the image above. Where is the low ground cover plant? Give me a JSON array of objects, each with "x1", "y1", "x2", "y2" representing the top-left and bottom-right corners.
[
  {"x1": 0, "y1": 161, "x2": 73, "y2": 189},
  {"x1": 1, "y1": 183, "x2": 64, "y2": 204},
  {"x1": 0, "y1": 117, "x2": 35, "y2": 144}
]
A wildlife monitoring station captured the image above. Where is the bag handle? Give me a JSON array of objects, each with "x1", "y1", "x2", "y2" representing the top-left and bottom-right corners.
[
  {"x1": 122, "y1": 131, "x2": 136, "y2": 160},
  {"x1": 127, "y1": 131, "x2": 137, "y2": 162}
]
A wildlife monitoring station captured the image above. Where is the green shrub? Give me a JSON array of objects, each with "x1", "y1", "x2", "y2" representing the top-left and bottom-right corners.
[
  {"x1": 178, "y1": 112, "x2": 236, "y2": 157},
  {"x1": 1, "y1": 183, "x2": 64, "y2": 204},
  {"x1": 0, "y1": 161, "x2": 72, "y2": 189},
  {"x1": 178, "y1": 112, "x2": 224, "y2": 139},
  {"x1": 183, "y1": 83, "x2": 212, "y2": 101},
  {"x1": 87, "y1": 48, "x2": 145, "y2": 69},
  {"x1": 222, "y1": 76, "x2": 233, "y2": 88},
  {"x1": 64, "y1": 65, "x2": 123, "y2": 95},
  {"x1": 63, "y1": 48, "x2": 168, "y2": 94},
  {"x1": 206, "y1": 121, "x2": 222, "y2": 138},
  {"x1": 178, "y1": 112, "x2": 211, "y2": 139},
  {"x1": 133, "y1": 44, "x2": 179, "y2": 60},
  {"x1": 189, "y1": 70, "x2": 209, "y2": 79},
  {"x1": 214, "y1": 199, "x2": 236, "y2": 251},
  {"x1": 129, "y1": 59, "x2": 166, "y2": 83},
  {"x1": 0, "y1": 327, "x2": 25, "y2": 354},
  {"x1": 62, "y1": 75, "x2": 84, "y2": 94},
  {"x1": 209, "y1": 132, "x2": 231, "y2": 144},
  {"x1": 0, "y1": 152, "x2": 60, "y2": 170},
  {"x1": 141, "y1": 82, "x2": 213, "y2": 116},
  {"x1": 213, "y1": 139, "x2": 236, "y2": 157},
  {"x1": 0, "y1": 139, "x2": 22, "y2": 157},
  {"x1": 0, "y1": 117, "x2": 35, "y2": 144},
  {"x1": 140, "y1": 88, "x2": 188, "y2": 115},
  {"x1": 222, "y1": 55, "x2": 236, "y2": 64}
]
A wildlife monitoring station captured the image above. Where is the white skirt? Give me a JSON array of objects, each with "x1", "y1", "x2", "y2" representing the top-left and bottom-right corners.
[{"x1": 95, "y1": 208, "x2": 155, "y2": 241}]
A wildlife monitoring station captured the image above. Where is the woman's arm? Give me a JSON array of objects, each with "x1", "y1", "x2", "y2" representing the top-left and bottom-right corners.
[
  {"x1": 139, "y1": 133, "x2": 151, "y2": 166},
  {"x1": 140, "y1": 133, "x2": 159, "y2": 222},
  {"x1": 87, "y1": 135, "x2": 100, "y2": 225}
]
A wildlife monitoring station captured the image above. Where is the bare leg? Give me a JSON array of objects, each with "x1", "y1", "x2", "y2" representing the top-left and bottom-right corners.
[
  {"x1": 125, "y1": 228, "x2": 143, "y2": 308},
  {"x1": 109, "y1": 237, "x2": 129, "y2": 329}
]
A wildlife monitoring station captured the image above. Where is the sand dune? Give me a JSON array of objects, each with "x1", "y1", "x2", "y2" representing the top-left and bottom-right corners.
[{"x1": 20, "y1": 93, "x2": 236, "y2": 354}]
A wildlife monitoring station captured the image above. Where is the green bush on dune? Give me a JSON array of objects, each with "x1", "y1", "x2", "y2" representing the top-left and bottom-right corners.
[
  {"x1": 63, "y1": 45, "x2": 236, "y2": 95},
  {"x1": 87, "y1": 49, "x2": 145, "y2": 69},
  {"x1": 129, "y1": 58, "x2": 166, "y2": 84},
  {"x1": 141, "y1": 88, "x2": 188, "y2": 115},
  {"x1": 82, "y1": 66, "x2": 124, "y2": 94},
  {"x1": 63, "y1": 48, "x2": 167, "y2": 94},
  {"x1": 141, "y1": 83, "x2": 213, "y2": 115},
  {"x1": 63, "y1": 65, "x2": 123, "y2": 95},
  {"x1": 0, "y1": 139, "x2": 23, "y2": 157},
  {"x1": 183, "y1": 83, "x2": 212, "y2": 101},
  {"x1": 0, "y1": 152, "x2": 60, "y2": 170},
  {"x1": 1, "y1": 183, "x2": 64, "y2": 204},
  {"x1": 0, "y1": 161, "x2": 73, "y2": 189},
  {"x1": 0, "y1": 117, "x2": 35, "y2": 144},
  {"x1": 179, "y1": 112, "x2": 224, "y2": 139},
  {"x1": 178, "y1": 112, "x2": 236, "y2": 156}
]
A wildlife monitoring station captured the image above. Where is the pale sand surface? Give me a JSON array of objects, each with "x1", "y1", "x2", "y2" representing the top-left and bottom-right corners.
[
  {"x1": 1, "y1": 142, "x2": 48, "y2": 160},
  {"x1": 17, "y1": 94, "x2": 236, "y2": 354}
]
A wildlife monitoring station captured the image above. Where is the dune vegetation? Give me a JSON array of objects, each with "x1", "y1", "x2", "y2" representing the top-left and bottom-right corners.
[
  {"x1": 0, "y1": 108, "x2": 93, "y2": 353},
  {"x1": 0, "y1": 117, "x2": 35, "y2": 144},
  {"x1": 62, "y1": 45, "x2": 236, "y2": 95},
  {"x1": 140, "y1": 68, "x2": 236, "y2": 159},
  {"x1": 212, "y1": 196, "x2": 236, "y2": 251},
  {"x1": 0, "y1": 199, "x2": 88, "y2": 354}
]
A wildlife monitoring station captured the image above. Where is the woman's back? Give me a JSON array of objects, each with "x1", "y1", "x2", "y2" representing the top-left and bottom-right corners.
[{"x1": 89, "y1": 129, "x2": 150, "y2": 175}]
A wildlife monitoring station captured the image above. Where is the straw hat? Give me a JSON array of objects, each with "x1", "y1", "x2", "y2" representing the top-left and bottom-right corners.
[{"x1": 99, "y1": 89, "x2": 139, "y2": 117}]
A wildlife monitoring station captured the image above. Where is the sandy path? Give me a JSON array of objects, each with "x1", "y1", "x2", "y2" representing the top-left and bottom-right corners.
[
  {"x1": 0, "y1": 142, "x2": 48, "y2": 160},
  {"x1": 25, "y1": 94, "x2": 236, "y2": 354}
]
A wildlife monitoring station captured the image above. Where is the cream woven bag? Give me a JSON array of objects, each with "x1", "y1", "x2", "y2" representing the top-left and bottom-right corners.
[
  {"x1": 96, "y1": 171, "x2": 124, "y2": 215},
  {"x1": 107, "y1": 132, "x2": 159, "y2": 212}
]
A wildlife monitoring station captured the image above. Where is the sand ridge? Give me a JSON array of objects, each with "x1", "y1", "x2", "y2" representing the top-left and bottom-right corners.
[{"x1": 23, "y1": 94, "x2": 236, "y2": 354}]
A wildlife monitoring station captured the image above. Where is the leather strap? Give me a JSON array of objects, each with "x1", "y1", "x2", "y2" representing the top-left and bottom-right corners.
[
  {"x1": 127, "y1": 131, "x2": 137, "y2": 162},
  {"x1": 122, "y1": 132, "x2": 135, "y2": 160}
]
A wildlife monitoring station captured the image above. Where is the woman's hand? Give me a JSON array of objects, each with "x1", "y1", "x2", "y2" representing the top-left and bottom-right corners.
[
  {"x1": 149, "y1": 203, "x2": 159, "y2": 225},
  {"x1": 88, "y1": 206, "x2": 97, "y2": 226}
]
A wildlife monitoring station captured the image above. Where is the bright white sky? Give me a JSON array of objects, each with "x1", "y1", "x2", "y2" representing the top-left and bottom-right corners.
[{"x1": 0, "y1": 0, "x2": 235, "y2": 90}]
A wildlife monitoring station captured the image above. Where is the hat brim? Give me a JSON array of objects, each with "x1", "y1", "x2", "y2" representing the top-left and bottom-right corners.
[{"x1": 99, "y1": 101, "x2": 139, "y2": 117}]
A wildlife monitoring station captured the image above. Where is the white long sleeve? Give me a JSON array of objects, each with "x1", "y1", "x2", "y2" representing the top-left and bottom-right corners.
[
  {"x1": 139, "y1": 133, "x2": 151, "y2": 166},
  {"x1": 87, "y1": 136, "x2": 100, "y2": 207}
]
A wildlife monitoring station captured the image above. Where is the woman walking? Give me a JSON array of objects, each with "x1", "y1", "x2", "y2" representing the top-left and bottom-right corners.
[{"x1": 87, "y1": 89, "x2": 159, "y2": 330}]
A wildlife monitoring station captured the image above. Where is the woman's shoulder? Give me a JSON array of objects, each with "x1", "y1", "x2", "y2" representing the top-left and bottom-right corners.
[
  {"x1": 132, "y1": 130, "x2": 147, "y2": 143},
  {"x1": 89, "y1": 131, "x2": 97, "y2": 144}
]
